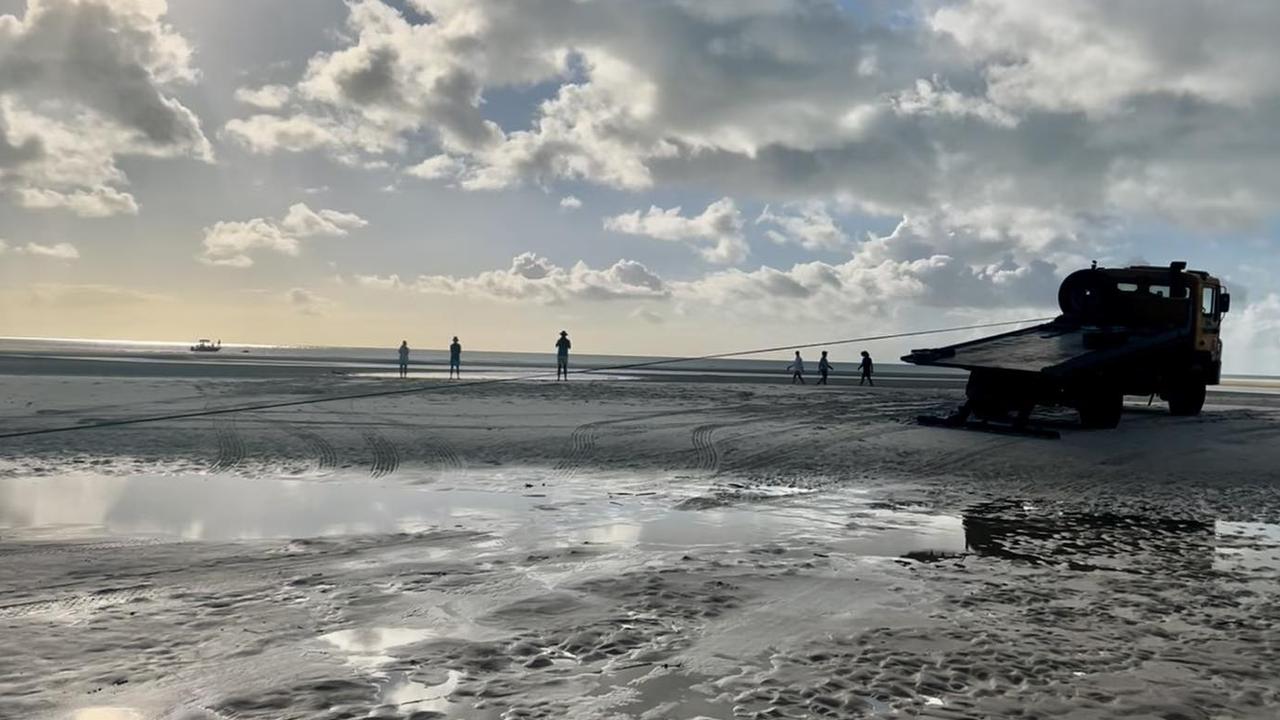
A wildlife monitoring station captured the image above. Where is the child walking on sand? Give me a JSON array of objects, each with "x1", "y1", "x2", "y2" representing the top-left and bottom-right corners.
[
  {"x1": 817, "y1": 351, "x2": 833, "y2": 385},
  {"x1": 788, "y1": 351, "x2": 806, "y2": 385}
]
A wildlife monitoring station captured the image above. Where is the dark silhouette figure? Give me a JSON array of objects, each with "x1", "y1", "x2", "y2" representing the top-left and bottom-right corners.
[
  {"x1": 788, "y1": 351, "x2": 806, "y2": 384},
  {"x1": 397, "y1": 340, "x2": 409, "y2": 379},
  {"x1": 449, "y1": 336, "x2": 462, "y2": 380},
  {"x1": 817, "y1": 351, "x2": 833, "y2": 385},
  {"x1": 556, "y1": 330, "x2": 571, "y2": 381},
  {"x1": 859, "y1": 351, "x2": 874, "y2": 386}
]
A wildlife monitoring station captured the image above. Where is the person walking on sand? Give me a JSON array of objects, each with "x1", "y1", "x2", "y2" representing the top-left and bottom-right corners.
[
  {"x1": 397, "y1": 340, "x2": 410, "y2": 379},
  {"x1": 788, "y1": 351, "x2": 806, "y2": 385},
  {"x1": 817, "y1": 351, "x2": 833, "y2": 385},
  {"x1": 859, "y1": 350, "x2": 874, "y2": 386},
  {"x1": 449, "y1": 336, "x2": 462, "y2": 380},
  {"x1": 555, "y1": 330, "x2": 571, "y2": 381}
]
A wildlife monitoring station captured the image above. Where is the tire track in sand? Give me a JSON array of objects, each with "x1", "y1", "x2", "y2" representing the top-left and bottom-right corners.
[
  {"x1": 551, "y1": 404, "x2": 763, "y2": 480},
  {"x1": 0, "y1": 584, "x2": 159, "y2": 620},
  {"x1": 285, "y1": 424, "x2": 339, "y2": 474},
  {"x1": 426, "y1": 436, "x2": 465, "y2": 471},
  {"x1": 362, "y1": 429, "x2": 401, "y2": 478},
  {"x1": 553, "y1": 422, "x2": 600, "y2": 480},
  {"x1": 386, "y1": 418, "x2": 465, "y2": 473},
  {"x1": 913, "y1": 436, "x2": 1020, "y2": 477},
  {"x1": 690, "y1": 424, "x2": 727, "y2": 473},
  {"x1": 0, "y1": 537, "x2": 172, "y2": 560},
  {"x1": 723, "y1": 420, "x2": 915, "y2": 476},
  {"x1": 210, "y1": 417, "x2": 246, "y2": 472}
]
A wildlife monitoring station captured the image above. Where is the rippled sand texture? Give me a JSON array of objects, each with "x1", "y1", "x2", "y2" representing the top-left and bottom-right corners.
[{"x1": 2, "y1": 372, "x2": 1279, "y2": 719}]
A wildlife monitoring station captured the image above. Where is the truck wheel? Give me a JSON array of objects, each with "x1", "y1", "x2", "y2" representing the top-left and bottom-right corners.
[
  {"x1": 1167, "y1": 379, "x2": 1207, "y2": 416},
  {"x1": 1078, "y1": 388, "x2": 1123, "y2": 429}
]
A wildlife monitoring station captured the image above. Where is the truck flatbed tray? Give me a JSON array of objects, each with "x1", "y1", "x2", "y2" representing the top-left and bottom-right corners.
[{"x1": 903, "y1": 320, "x2": 1190, "y2": 376}]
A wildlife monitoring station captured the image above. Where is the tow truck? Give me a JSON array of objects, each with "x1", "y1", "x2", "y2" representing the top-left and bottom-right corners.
[{"x1": 903, "y1": 261, "x2": 1230, "y2": 436}]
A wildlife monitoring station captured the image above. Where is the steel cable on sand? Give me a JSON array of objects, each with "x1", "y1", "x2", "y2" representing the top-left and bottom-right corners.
[{"x1": 0, "y1": 316, "x2": 1053, "y2": 440}]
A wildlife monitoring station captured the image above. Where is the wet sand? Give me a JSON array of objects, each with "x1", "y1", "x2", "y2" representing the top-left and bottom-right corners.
[{"x1": 1, "y1": 361, "x2": 1278, "y2": 719}]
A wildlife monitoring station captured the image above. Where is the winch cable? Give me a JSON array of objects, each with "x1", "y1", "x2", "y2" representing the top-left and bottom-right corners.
[{"x1": 0, "y1": 316, "x2": 1054, "y2": 440}]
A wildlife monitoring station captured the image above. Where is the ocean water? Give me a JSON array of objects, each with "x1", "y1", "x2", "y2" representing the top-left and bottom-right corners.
[{"x1": 0, "y1": 336, "x2": 963, "y2": 380}]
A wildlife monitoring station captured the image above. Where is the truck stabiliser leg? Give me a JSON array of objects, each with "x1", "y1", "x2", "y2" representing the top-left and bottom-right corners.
[{"x1": 916, "y1": 413, "x2": 1061, "y2": 439}]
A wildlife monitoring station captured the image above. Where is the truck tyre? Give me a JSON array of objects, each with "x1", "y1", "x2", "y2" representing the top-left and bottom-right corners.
[
  {"x1": 1078, "y1": 388, "x2": 1123, "y2": 429},
  {"x1": 1167, "y1": 379, "x2": 1207, "y2": 416}
]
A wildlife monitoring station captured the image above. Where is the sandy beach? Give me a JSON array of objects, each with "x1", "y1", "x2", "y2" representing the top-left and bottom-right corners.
[{"x1": 2, "y1": 355, "x2": 1278, "y2": 720}]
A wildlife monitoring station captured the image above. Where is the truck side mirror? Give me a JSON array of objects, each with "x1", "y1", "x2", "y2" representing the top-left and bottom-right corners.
[{"x1": 1220, "y1": 293, "x2": 1231, "y2": 314}]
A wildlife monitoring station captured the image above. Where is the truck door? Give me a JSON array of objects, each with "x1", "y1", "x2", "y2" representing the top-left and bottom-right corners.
[{"x1": 1198, "y1": 285, "x2": 1223, "y2": 377}]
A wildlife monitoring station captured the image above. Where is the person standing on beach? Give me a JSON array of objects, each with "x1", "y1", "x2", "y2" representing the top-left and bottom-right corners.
[
  {"x1": 397, "y1": 340, "x2": 410, "y2": 379},
  {"x1": 449, "y1": 336, "x2": 462, "y2": 380},
  {"x1": 817, "y1": 351, "x2": 833, "y2": 385},
  {"x1": 788, "y1": 351, "x2": 806, "y2": 385},
  {"x1": 859, "y1": 350, "x2": 874, "y2": 386},
  {"x1": 556, "y1": 330, "x2": 571, "y2": 381}
]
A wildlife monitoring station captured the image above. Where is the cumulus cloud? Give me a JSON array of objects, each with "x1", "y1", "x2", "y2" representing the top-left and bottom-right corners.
[
  {"x1": 286, "y1": 287, "x2": 333, "y2": 316},
  {"x1": 234, "y1": 85, "x2": 292, "y2": 110},
  {"x1": 1222, "y1": 294, "x2": 1280, "y2": 375},
  {"x1": 604, "y1": 197, "x2": 748, "y2": 264},
  {"x1": 930, "y1": 1, "x2": 1280, "y2": 115},
  {"x1": 200, "y1": 203, "x2": 367, "y2": 268},
  {"x1": 353, "y1": 273, "x2": 403, "y2": 290},
  {"x1": 673, "y1": 215, "x2": 1061, "y2": 319},
  {"x1": 5, "y1": 241, "x2": 80, "y2": 259},
  {"x1": 14, "y1": 186, "x2": 139, "y2": 217},
  {"x1": 221, "y1": 114, "x2": 342, "y2": 155},
  {"x1": 363, "y1": 252, "x2": 669, "y2": 304},
  {"x1": 757, "y1": 203, "x2": 849, "y2": 252},
  {"x1": 200, "y1": 219, "x2": 298, "y2": 268},
  {"x1": 631, "y1": 307, "x2": 664, "y2": 324},
  {"x1": 0, "y1": 0, "x2": 212, "y2": 216},
  {"x1": 225, "y1": 0, "x2": 503, "y2": 162},
  {"x1": 280, "y1": 202, "x2": 368, "y2": 237},
  {"x1": 559, "y1": 195, "x2": 582, "y2": 210},
  {"x1": 381, "y1": 212, "x2": 1061, "y2": 320},
  {"x1": 220, "y1": 0, "x2": 1280, "y2": 263},
  {"x1": 404, "y1": 153, "x2": 463, "y2": 181}
]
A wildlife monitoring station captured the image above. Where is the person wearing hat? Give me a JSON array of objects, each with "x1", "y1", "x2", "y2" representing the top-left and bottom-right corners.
[
  {"x1": 449, "y1": 336, "x2": 462, "y2": 380},
  {"x1": 555, "y1": 330, "x2": 571, "y2": 381}
]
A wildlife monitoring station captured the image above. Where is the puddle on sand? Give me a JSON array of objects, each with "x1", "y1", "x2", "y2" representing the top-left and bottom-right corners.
[
  {"x1": 1215, "y1": 521, "x2": 1280, "y2": 574},
  {"x1": 3, "y1": 473, "x2": 1273, "y2": 574},
  {"x1": 0, "y1": 473, "x2": 535, "y2": 541},
  {"x1": 321, "y1": 626, "x2": 462, "y2": 716},
  {"x1": 0, "y1": 472, "x2": 970, "y2": 560},
  {"x1": 69, "y1": 709, "x2": 142, "y2": 720},
  {"x1": 594, "y1": 665, "x2": 736, "y2": 718},
  {"x1": 320, "y1": 627, "x2": 435, "y2": 669}
]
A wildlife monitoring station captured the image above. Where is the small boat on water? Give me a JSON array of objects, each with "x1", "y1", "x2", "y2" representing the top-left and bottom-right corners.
[{"x1": 190, "y1": 338, "x2": 222, "y2": 352}]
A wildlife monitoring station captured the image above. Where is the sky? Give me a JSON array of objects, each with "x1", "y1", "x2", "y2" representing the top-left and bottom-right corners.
[{"x1": 0, "y1": 0, "x2": 1277, "y2": 371}]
